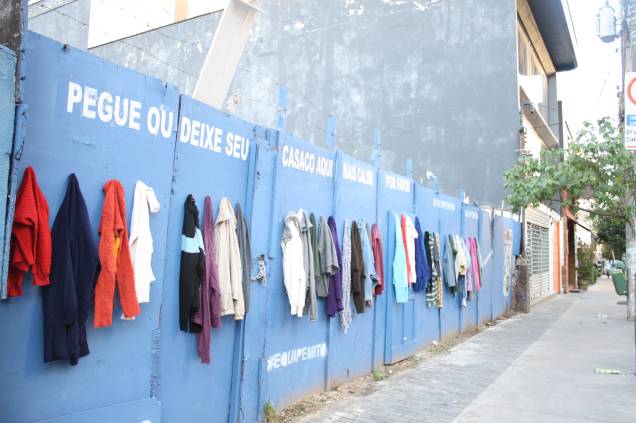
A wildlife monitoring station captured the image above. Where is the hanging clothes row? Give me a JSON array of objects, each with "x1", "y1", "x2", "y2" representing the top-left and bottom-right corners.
[
  {"x1": 178, "y1": 195, "x2": 252, "y2": 364},
  {"x1": 391, "y1": 213, "x2": 484, "y2": 309},
  {"x1": 4, "y1": 167, "x2": 162, "y2": 365},
  {"x1": 443, "y1": 235, "x2": 484, "y2": 307},
  {"x1": 281, "y1": 211, "x2": 384, "y2": 330}
]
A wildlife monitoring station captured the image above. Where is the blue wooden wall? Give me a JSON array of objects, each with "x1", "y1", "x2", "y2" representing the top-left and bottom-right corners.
[{"x1": 0, "y1": 32, "x2": 522, "y2": 423}]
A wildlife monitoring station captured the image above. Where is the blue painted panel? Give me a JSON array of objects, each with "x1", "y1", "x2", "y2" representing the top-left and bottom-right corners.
[
  {"x1": 0, "y1": 46, "x2": 16, "y2": 294},
  {"x1": 158, "y1": 95, "x2": 256, "y2": 423},
  {"x1": 491, "y1": 215, "x2": 507, "y2": 317},
  {"x1": 462, "y1": 205, "x2": 480, "y2": 330},
  {"x1": 502, "y1": 216, "x2": 521, "y2": 310},
  {"x1": 377, "y1": 169, "x2": 415, "y2": 364},
  {"x1": 510, "y1": 216, "x2": 522, "y2": 256},
  {"x1": 329, "y1": 152, "x2": 377, "y2": 385},
  {"x1": 413, "y1": 185, "x2": 441, "y2": 346},
  {"x1": 0, "y1": 32, "x2": 178, "y2": 423},
  {"x1": 436, "y1": 193, "x2": 462, "y2": 340},
  {"x1": 40, "y1": 399, "x2": 161, "y2": 423},
  {"x1": 262, "y1": 134, "x2": 335, "y2": 409},
  {"x1": 241, "y1": 138, "x2": 277, "y2": 423},
  {"x1": 477, "y1": 210, "x2": 494, "y2": 323}
]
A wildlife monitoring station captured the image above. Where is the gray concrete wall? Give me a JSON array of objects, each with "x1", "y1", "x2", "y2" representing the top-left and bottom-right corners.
[
  {"x1": 28, "y1": 0, "x2": 91, "y2": 49},
  {"x1": 227, "y1": 0, "x2": 521, "y2": 205},
  {"x1": 24, "y1": 0, "x2": 521, "y2": 205},
  {"x1": 89, "y1": 11, "x2": 222, "y2": 96}
]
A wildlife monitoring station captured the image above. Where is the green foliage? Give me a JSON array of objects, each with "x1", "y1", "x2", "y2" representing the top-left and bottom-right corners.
[
  {"x1": 373, "y1": 369, "x2": 385, "y2": 381},
  {"x1": 504, "y1": 118, "x2": 635, "y2": 228},
  {"x1": 264, "y1": 401, "x2": 277, "y2": 423},
  {"x1": 576, "y1": 243, "x2": 596, "y2": 286},
  {"x1": 594, "y1": 215, "x2": 626, "y2": 259}
]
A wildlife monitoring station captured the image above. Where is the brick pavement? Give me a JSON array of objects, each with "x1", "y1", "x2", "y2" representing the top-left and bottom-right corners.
[{"x1": 298, "y1": 294, "x2": 576, "y2": 422}]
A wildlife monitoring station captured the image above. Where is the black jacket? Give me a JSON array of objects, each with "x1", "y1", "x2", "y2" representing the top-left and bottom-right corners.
[
  {"x1": 179, "y1": 195, "x2": 204, "y2": 332},
  {"x1": 43, "y1": 174, "x2": 98, "y2": 366}
]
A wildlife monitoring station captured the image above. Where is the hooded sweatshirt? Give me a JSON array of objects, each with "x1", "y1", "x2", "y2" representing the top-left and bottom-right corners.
[
  {"x1": 317, "y1": 216, "x2": 338, "y2": 298},
  {"x1": 371, "y1": 224, "x2": 384, "y2": 296},
  {"x1": 179, "y1": 194, "x2": 204, "y2": 332},
  {"x1": 7, "y1": 166, "x2": 52, "y2": 298},
  {"x1": 94, "y1": 180, "x2": 140, "y2": 327},
  {"x1": 216, "y1": 198, "x2": 244, "y2": 320},
  {"x1": 350, "y1": 220, "x2": 366, "y2": 313},
  {"x1": 128, "y1": 180, "x2": 160, "y2": 304},
  {"x1": 235, "y1": 202, "x2": 251, "y2": 315},
  {"x1": 298, "y1": 209, "x2": 317, "y2": 321},
  {"x1": 326, "y1": 217, "x2": 344, "y2": 317},
  {"x1": 192, "y1": 196, "x2": 222, "y2": 363},
  {"x1": 281, "y1": 211, "x2": 305, "y2": 317},
  {"x1": 43, "y1": 174, "x2": 98, "y2": 365},
  {"x1": 443, "y1": 235, "x2": 457, "y2": 296},
  {"x1": 413, "y1": 217, "x2": 430, "y2": 293}
]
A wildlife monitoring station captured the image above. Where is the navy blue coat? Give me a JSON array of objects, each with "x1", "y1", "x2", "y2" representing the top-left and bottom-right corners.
[
  {"x1": 43, "y1": 174, "x2": 98, "y2": 365},
  {"x1": 413, "y1": 217, "x2": 430, "y2": 292}
]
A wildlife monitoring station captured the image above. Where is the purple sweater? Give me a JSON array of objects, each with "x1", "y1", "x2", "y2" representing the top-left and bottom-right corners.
[
  {"x1": 327, "y1": 216, "x2": 344, "y2": 317},
  {"x1": 192, "y1": 196, "x2": 222, "y2": 364}
]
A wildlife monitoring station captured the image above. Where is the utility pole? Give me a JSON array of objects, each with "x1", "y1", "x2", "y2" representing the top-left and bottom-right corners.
[
  {"x1": 618, "y1": 0, "x2": 636, "y2": 368},
  {"x1": 622, "y1": 1, "x2": 636, "y2": 323}
]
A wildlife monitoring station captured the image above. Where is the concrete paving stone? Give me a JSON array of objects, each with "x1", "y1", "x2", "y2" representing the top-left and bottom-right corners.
[{"x1": 298, "y1": 281, "x2": 635, "y2": 423}]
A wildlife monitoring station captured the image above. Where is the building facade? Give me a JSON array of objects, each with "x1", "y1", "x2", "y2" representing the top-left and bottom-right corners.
[{"x1": 28, "y1": 0, "x2": 576, "y2": 208}]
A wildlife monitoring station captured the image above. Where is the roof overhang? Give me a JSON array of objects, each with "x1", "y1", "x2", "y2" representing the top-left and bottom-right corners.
[{"x1": 526, "y1": 0, "x2": 578, "y2": 72}]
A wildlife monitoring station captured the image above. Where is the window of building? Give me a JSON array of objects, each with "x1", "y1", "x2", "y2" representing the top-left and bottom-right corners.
[
  {"x1": 517, "y1": 21, "x2": 549, "y2": 122},
  {"x1": 87, "y1": 0, "x2": 229, "y2": 48}
]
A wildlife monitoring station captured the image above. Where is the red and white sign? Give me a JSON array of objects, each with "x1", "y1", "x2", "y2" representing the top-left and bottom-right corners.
[{"x1": 625, "y1": 72, "x2": 636, "y2": 150}]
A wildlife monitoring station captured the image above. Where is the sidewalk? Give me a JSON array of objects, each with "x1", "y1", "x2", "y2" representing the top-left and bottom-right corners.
[{"x1": 298, "y1": 279, "x2": 636, "y2": 423}]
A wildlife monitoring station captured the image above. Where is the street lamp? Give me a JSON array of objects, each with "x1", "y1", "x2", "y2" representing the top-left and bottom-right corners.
[{"x1": 596, "y1": 1, "x2": 621, "y2": 43}]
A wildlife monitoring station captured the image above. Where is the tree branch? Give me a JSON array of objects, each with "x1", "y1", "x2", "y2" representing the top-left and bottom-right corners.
[{"x1": 574, "y1": 205, "x2": 627, "y2": 221}]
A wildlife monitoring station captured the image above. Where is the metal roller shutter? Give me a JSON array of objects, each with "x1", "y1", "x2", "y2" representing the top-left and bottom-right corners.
[{"x1": 527, "y1": 222, "x2": 551, "y2": 302}]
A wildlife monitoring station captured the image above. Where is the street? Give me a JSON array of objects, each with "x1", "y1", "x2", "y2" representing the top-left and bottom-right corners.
[{"x1": 299, "y1": 279, "x2": 636, "y2": 423}]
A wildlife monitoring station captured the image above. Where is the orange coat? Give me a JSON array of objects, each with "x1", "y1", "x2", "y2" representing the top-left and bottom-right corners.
[
  {"x1": 94, "y1": 180, "x2": 140, "y2": 327},
  {"x1": 7, "y1": 167, "x2": 51, "y2": 297}
]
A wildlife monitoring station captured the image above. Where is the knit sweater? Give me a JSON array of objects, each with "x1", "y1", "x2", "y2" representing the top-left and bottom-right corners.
[
  {"x1": 7, "y1": 166, "x2": 52, "y2": 298},
  {"x1": 94, "y1": 180, "x2": 140, "y2": 327},
  {"x1": 326, "y1": 217, "x2": 344, "y2": 317}
]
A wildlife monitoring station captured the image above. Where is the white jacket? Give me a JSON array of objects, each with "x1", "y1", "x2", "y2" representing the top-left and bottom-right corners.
[
  {"x1": 404, "y1": 215, "x2": 418, "y2": 284},
  {"x1": 281, "y1": 212, "x2": 306, "y2": 317},
  {"x1": 129, "y1": 181, "x2": 160, "y2": 303},
  {"x1": 215, "y1": 198, "x2": 245, "y2": 320}
]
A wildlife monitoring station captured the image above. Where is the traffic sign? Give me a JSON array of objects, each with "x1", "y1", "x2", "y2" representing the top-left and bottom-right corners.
[{"x1": 625, "y1": 72, "x2": 636, "y2": 150}]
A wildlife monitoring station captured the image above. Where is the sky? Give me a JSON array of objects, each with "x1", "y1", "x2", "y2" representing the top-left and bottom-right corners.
[{"x1": 558, "y1": 0, "x2": 623, "y2": 137}]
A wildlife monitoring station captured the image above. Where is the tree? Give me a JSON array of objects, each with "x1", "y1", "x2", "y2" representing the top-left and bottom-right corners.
[
  {"x1": 504, "y1": 117, "x2": 635, "y2": 317},
  {"x1": 594, "y1": 214, "x2": 625, "y2": 259}
]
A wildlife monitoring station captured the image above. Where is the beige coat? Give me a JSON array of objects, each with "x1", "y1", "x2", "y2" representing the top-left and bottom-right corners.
[{"x1": 215, "y1": 197, "x2": 245, "y2": 320}]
